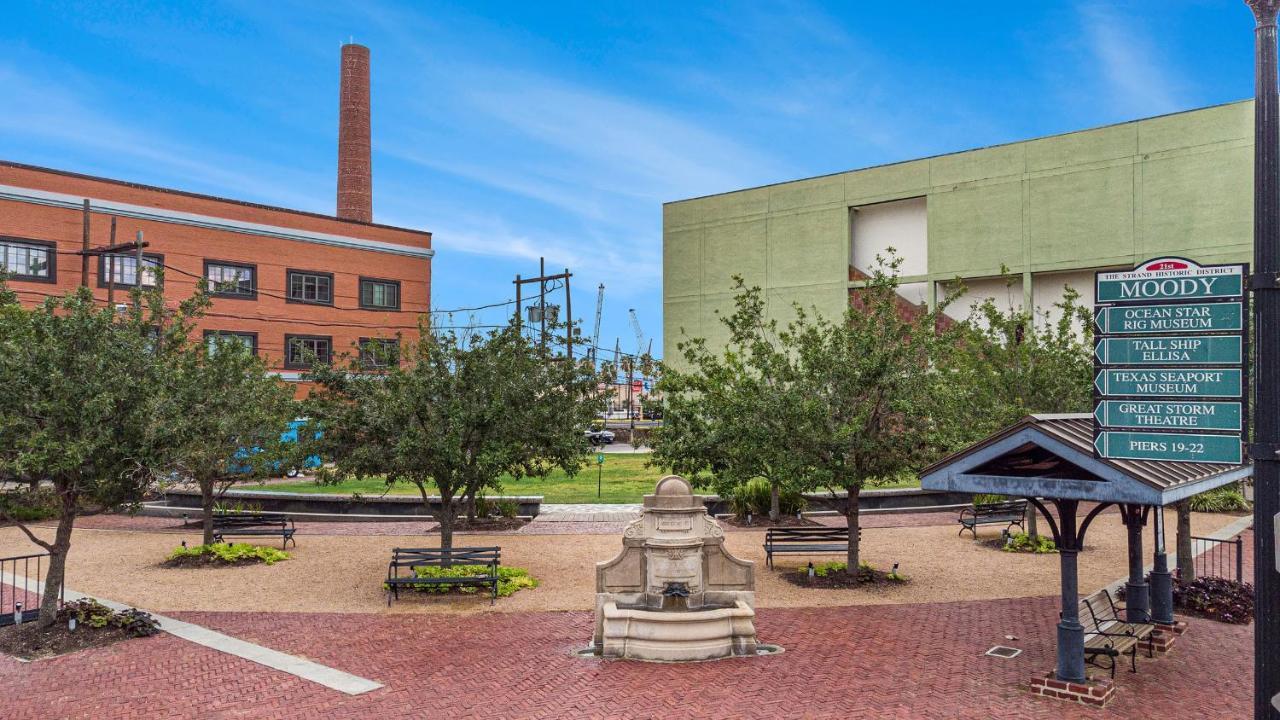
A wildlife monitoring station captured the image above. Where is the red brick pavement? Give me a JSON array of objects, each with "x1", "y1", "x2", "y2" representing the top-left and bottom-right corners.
[{"x1": 0, "y1": 596, "x2": 1252, "y2": 719}]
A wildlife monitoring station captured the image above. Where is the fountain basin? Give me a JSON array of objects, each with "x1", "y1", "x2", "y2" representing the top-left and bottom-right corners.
[{"x1": 598, "y1": 600, "x2": 758, "y2": 662}]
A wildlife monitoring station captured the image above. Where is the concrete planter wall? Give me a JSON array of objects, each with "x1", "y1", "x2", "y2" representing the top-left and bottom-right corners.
[{"x1": 159, "y1": 488, "x2": 543, "y2": 518}]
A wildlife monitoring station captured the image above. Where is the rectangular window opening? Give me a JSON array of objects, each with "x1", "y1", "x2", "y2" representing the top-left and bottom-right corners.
[{"x1": 286, "y1": 270, "x2": 334, "y2": 305}]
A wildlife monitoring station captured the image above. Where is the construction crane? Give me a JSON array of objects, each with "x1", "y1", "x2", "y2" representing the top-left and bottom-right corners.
[
  {"x1": 628, "y1": 308, "x2": 644, "y2": 357},
  {"x1": 589, "y1": 283, "x2": 604, "y2": 369}
]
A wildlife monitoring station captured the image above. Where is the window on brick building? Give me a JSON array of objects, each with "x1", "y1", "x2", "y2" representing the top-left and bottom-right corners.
[
  {"x1": 205, "y1": 261, "x2": 257, "y2": 298},
  {"x1": 359, "y1": 337, "x2": 400, "y2": 368},
  {"x1": 0, "y1": 238, "x2": 55, "y2": 282},
  {"x1": 204, "y1": 330, "x2": 258, "y2": 356},
  {"x1": 359, "y1": 277, "x2": 400, "y2": 310},
  {"x1": 285, "y1": 334, "x2": 332, "y2": 368},
  {"x1": 99, "y1": 253, "x2": 163, "y2": 288},
  {"x1": 286, "y1": 270, "x2": 334, "y2": 305}
]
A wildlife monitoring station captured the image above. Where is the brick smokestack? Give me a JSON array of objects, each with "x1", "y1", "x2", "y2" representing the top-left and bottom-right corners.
[{"x1": 337, "y1": 43, "x2": 372, "y2": 222}]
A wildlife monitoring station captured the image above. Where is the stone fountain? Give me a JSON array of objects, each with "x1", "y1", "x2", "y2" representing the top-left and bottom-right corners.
[{"x1": 592, "y1": 475, "x2": 758, "y2": 661}]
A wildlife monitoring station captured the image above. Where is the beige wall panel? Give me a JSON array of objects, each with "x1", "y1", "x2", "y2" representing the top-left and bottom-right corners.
[
  {"x1": 767, "y1": 174, "x2": 844, "y2": 213},
  {"x1": 765, "y1": 207, "x2": 848, "y2": 289},
  {"x1": 1139, "y1": 145, "x2": 1252, "y2": 261},
  {"x1": 929, "y1": 143, "x2": 1025, "y2": 187},
  {"x1": 702, "y1": 220, "x2": 765, "y2": 294},
  {"x1": 1024, "y1": 124, "x2": 1137, "y2": 173},
  {"x1": 664, "y1": 226, "x2": 703, "y2": 300},
  {"x1": 844, "y1": 161, "x2": 931, "y2": 205},
  {"x1": 1138, "y1": 101, "x2": 1250, "y2": 155},
  {"x1": 1028, "y1": 164, "x2": 1135, "y2": 268},
  {"x1": 928, "y1": 183, "x2": 1025, "y2": 276}
]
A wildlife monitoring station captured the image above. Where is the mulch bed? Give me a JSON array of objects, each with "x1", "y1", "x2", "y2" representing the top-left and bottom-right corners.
[
  {"x1": 161, "y1": 555, "x2": 274, "y2": 569},
  {"x1": 0, "y1": 621, "x2": 150, "y2": 660},
  {"x1": 721, "y1": 515, "x2": 820, "y2": 529},
  {"x1": 779, "y1": 565, "x2": 908, "y2": 590},
  {"x1": 435, "y1": 517, "x2": 529, "y2": 533}
]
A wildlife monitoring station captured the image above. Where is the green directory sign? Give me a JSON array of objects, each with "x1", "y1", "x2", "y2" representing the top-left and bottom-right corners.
[
  {"x1": 1095, "y1": 262, "x2": 1245, "y2": 303},
  {"x1": 1093, "y1": 258, "x2": 1246, "y2": 465},
  {"x1": 1094, "y1": 302, "x2": 1243, "y2": 335},
  {"x1": 1093, "y1": 400, "x2": 1242, "y2": 432},
  {"x1": 1094, "y1": 368, "x2": 1243, "y2": 398},
  {"x1": 1093, "y1": 335, "x2": 1242, "y2": 365},
  {"x1": 1093, "y1": 431, "x2": 1242, "y2": 465}
]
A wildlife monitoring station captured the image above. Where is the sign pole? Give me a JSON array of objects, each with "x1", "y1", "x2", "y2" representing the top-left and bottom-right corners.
[{"x1": 1247, "y1": 2, "x2": 1280, "y2": 718}]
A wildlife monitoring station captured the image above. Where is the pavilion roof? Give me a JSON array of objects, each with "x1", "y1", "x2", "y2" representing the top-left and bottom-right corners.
[{"x1": 919, "y1": 413, "x2": 1251, "y2": 506}]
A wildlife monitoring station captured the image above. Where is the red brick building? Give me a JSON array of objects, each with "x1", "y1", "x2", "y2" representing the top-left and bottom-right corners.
[{"x1": 0, "y1": 43, "x2": 431, "y2": 390}]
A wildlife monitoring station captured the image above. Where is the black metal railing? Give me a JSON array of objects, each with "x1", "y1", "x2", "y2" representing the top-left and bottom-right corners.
[
  {"x1": 1187, "y1": 535, "x2": 1245, "y2": 584},
  {"x1": 0, "y1": 553, "x2": 61, "y2": 626}
]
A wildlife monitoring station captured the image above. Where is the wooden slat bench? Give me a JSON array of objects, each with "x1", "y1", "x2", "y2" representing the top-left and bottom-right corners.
[
  {"x1": 1079, "y1": 589, "x2": 1155, "y2": 678},
  {"x1": 211, "y1": 512, "x2": 296, "y2": 549},
  {"x1": 762, "y1": 528, "x2": 855, "y2": 570},
  {"x1": 386, "y1": 547, "x2": 501, "y2": 606},
  {"x1": 957, "y1": 499, "x2": 1027, "y2": 539}
]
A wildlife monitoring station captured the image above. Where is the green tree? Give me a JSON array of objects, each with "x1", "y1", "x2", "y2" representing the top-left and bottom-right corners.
[
  {"x1": 0, "y1": 283, "x2": 196, "y2": 625},
  {"x1": 159, "y1": 331, "x2": 297, "y2": 545},
  {"x1": 303, "y1": 321, "x2": 600, "y2": 549},
  {"x1": 650, "y1": 278, "x2": 809, "y2": 520},
  {"x1": 932, "y1": 279, "x2": 1094, "y2": 450},
  {"x1": 788, "y1": 254, "x2": 949, "y2": 574}
]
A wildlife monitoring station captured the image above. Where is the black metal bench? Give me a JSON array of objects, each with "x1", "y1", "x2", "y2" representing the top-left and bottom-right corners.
[
  {"x1": 957, "y1": 499, "x2": 1027, "y2": 538},
  {"x1": 386, "y1": 547, "x2": 501, "y2": 606},
  {"x1": 762, "y1": 527, "x2": 855, "y2": 569},
  {"x1": 1079, "y1": 589, "x2": 1155, "y2": 678},
  {"x1": 210, "y1": 512, "x2": 296, "y2": 549}
]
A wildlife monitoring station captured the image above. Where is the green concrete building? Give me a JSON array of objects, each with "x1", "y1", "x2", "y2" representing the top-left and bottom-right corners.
[{"x1": 663, "y1": 100, "x2": 1254, "y2": 360}]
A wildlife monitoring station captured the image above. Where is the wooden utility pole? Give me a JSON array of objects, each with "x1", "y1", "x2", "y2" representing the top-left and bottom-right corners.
[{"x1": 511, "y1": 258, "x2": 573, "y2": 358}]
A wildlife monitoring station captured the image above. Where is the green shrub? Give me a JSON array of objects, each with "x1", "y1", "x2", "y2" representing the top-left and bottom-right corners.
[
  {"x1": 1188, "y1": 484, "x2": 1251, "y2": 513},
  {"x1": 168, "y1": 543, "x2": 290, "y2": 565},
  {"x1": 1002, "y1": 532, "x2": 1057, "y2": 554},
  {"x1": 56, "y1": 598, "x2": 160, "y2": 637},
  {"x1": 0, "y1": 488, "x2": 60, "y2": 522},
  {"x1": 473, "y1": 495, "x2": 493, "y2": 519},
  {"x1": 728, "y1": 478, "x2": 806, "y2": 518},
  {"x1": 973, "y1": 493, "x2": 1007, "y2": 506},
  {"x1": 811, "y1": 560, "x2": 905, "y2": 582},
  {"x1": 408, "y1": 564, "x2": 539, "y2": 597},
  {"x1": 496, "y1": 500, "x2": 519, "y2": 518},
  {"x1": 213, "y1": 500, "x2": 263, "y2": 514}
]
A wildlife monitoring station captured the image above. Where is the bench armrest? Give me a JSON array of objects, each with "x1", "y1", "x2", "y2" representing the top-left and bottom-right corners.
[{"x1": 958, "y1": 507, "x2": 976, "y2": 522}]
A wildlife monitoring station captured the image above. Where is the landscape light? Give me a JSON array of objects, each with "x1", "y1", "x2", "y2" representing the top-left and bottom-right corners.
[{"x1": 13, "y1": 602, "x2": 22, "y2": 625}]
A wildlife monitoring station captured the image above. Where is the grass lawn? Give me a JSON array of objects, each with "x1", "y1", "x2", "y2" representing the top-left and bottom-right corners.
[
  {"x1": 265, "y1": 453, "x2": 664, "y2": 504},
  {"x1": 261, "y1": 453, "x2": 921, "y2": 505}
]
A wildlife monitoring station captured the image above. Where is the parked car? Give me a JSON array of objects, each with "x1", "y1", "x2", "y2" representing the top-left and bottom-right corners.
[
  {"x1": 585, "y1": 428, "x2": 616, "y2": 446},
  {"x1": 231, "y1": 419, "x2": 323, "y2": 477}
]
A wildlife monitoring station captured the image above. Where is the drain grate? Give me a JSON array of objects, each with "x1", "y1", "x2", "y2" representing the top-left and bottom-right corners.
[{"x1": 985, "y1": 645, "x2": 1022, "y2": 659}]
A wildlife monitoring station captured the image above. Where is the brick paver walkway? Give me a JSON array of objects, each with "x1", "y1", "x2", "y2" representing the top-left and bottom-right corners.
[{"x1": 0, "y1": 597, "x2": 1251, "y2": 719}]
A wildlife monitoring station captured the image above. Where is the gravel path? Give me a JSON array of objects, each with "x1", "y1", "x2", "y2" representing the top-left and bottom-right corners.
[{"x1": 0, "y1": 509, "x2": 1241, "y2": 616}]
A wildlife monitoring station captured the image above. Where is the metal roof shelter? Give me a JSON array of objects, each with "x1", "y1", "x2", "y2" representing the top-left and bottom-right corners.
[{"x1": 921, "y1": 413, "x2": 1252, "y2": 684}]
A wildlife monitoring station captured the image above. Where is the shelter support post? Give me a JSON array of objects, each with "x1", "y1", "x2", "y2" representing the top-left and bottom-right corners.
[
  {"x1": 1120, "y1": 504, "x2": 1151, "y2": 623},
  {"x1": 1027, "y1": 497, "x2": 1112, "y2": 684},
  {"x1": 1150, "y1": 506, "x2": 1175, "y2": 626}
]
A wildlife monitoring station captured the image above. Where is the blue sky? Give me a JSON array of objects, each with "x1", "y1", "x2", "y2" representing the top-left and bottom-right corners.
[{"x1": 0, "y1": 1, "x2": 1257, "y2": 358}]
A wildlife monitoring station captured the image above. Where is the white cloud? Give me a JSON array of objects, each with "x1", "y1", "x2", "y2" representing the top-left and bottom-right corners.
[{"x1": 1077, "y1": 3, "x2": 1184, "y2": 117}]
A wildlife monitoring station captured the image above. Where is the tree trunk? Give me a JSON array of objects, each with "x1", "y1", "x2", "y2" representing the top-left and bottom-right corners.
[
  {"x1": 769, "y1": 483, "x2": 781, "y2": 522},
  {"x1": 1025, "y1": 501, "x2": 1038, "y2": 539},
  {"x1": 201, "y1": 478, "x2": 216, "y2": 546},
  {"x1": 38, "y1": 513, "x2": 75, "y2": 627},
  {"x1": 844, "y1": 488, "x2": 860, "y2": 577},
  {"x1": 1176, "y1": 501, "x2": 1194, "y2": 582},
  {"x1": 438, "y1": 496, "x2": 455, "y2": 553}
]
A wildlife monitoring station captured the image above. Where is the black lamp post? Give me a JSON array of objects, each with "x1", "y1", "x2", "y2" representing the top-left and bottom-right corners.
[{"x1": 1245, "y1": 2, "x2": 1280, "y2": 718}]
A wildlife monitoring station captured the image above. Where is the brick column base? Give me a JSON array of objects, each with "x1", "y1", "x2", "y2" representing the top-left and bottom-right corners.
[
  {"x1": 1141, "y1": 620, "x2": 1188, "y2": 654},
  {"x1": 1029, "y1": 671, "x2": 1116, "y2": 707}
]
